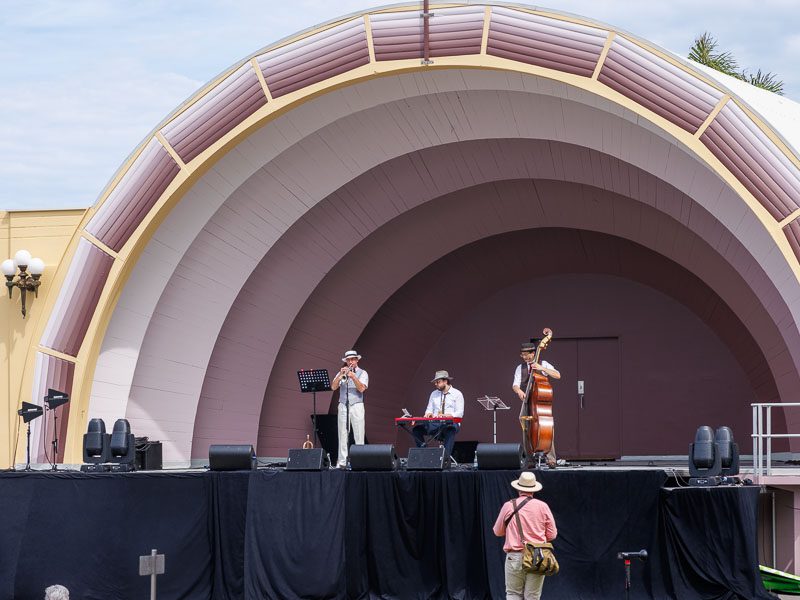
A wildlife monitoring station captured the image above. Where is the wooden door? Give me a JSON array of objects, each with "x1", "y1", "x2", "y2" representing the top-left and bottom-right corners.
[{"x1": 544, "y1": 337, "x2": 621, "y2": 460}]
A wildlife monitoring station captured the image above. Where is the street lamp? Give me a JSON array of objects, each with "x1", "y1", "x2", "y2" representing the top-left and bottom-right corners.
[{"x1": 2, "y1": 249, "x2": 45, "y2": 318}]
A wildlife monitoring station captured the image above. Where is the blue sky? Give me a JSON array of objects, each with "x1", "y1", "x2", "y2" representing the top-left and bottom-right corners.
[{"x1": 1, "y1": 0, "x2": 798, "y2": 210}]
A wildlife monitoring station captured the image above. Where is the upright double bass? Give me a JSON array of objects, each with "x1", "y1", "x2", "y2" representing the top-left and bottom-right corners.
[{"x1": 519, "y1": 328, "x2": 554, "y2": 459}]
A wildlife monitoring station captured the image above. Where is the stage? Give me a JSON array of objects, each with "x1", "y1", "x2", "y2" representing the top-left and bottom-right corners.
[{"x1": 0, "y1": 467, "x2": 772, "y2": 600}]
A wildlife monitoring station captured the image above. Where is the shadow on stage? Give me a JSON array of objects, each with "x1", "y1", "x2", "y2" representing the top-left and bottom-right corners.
[{"x1": 0, "y1": 468, "x2": 772, "y2": 599}]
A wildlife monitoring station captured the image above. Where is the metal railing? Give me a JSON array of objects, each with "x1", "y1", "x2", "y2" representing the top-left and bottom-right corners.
[{"x1": 752, "y1": 402, "x2": 800, "y2": 476}]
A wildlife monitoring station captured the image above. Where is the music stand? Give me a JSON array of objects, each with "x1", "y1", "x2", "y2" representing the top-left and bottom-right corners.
[
  {"x1": 477, "y1": 396, "x2": 510, "y2": 444},
  {"x1": 297, "y1": 369, "x2": 332, "y2": 448}
]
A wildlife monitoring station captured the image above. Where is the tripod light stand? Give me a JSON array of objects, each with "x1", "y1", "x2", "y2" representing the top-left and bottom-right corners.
[
  {"x1": 44, "y1": 388, "x2": 69, "y2": 470},
  {"x1": 17, "y1": 402, "x2": 43, "y2": 471}
]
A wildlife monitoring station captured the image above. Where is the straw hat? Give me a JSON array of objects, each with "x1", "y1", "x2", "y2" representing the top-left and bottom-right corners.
[
  {"x1": 511, "y1": 471, "x2": 543, "y2": 493},
  {"x1": 341, "y1": 350, "x2": 362, "y2": 361}
]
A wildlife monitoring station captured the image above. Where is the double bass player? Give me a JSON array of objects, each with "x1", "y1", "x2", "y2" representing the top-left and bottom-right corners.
[{"x1": 513, "y1": 341, "x2": 561, "y2": 468}]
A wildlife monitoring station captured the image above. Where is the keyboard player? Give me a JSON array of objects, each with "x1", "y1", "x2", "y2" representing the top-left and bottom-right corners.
[{"x1": 412, "y1": 370, "x2": 464, "y2": 460}]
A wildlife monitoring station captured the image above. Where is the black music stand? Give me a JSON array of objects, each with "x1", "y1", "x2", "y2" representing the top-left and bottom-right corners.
[
  {"x1": 297, "y1": 369, "x2": 331, "y2": 448},
  {"x1": 477, "y1": 395, "x2": 510, "y2": 444}
]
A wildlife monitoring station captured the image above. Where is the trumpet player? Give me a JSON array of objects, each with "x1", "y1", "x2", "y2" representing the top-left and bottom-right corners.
[{"x1": 331, "y1": 350, "x2": 368, "y2": 468}]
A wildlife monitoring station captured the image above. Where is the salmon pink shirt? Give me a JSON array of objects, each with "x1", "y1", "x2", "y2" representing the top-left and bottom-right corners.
[{"x1": 493, "y1": 494, "x2": 557, "y2": 552}]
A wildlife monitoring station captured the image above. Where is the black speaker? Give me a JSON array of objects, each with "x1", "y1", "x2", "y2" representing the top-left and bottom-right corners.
[
  {"x1": 286, "y1": 448, "x2": 327, "y2": 471},
  {"x1": 209, "y1": 444, "x2": 256, "y2": 471},
  {"x1": 407, "y1": 446, "x2": 449, "y2": 470},
  {"x1": 135, "y1": 440, "x2": 162, "y2": 470},
  {"x1": 476, "y1": 443, "x2": 523, "y2": 470},
  {"x1": 349, "y1": 444, "x2": 398, "y2": 471}
]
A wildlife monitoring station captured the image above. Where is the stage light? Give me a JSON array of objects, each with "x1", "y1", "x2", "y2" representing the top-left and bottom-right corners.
[
  {"x1": 3, "y1": 249, "x2": 45, "y2": 318},
  {"x1": 109, "y1": 419, "x2": 136, "y2": 471},
  {"x1": 715, "y1": 426, "x2": 740, "y2": 479},
  {"x1": 81, "y1": 418, "x2": 111, "y2": 472},
  {"x1": 688, "y1": 425, "x2": 722, "y2": 485}
]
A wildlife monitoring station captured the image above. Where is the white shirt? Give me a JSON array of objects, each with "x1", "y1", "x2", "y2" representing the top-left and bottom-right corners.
[
  {"x1": 424, "y1": 386, "x2": 465, "y2": 418},
  {"x1": 513, "y1": 361, "x2": 556, "y2": 388}
]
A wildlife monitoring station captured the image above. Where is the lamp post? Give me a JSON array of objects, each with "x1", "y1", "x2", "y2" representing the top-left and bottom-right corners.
[{"x1": 2, "y1": 249, "x2": 45, "y2": 318}]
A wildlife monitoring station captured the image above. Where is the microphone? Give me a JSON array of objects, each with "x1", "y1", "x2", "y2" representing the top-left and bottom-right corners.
[{"x1": 617, "y1": 550, "x2": 647, "y2": 562}]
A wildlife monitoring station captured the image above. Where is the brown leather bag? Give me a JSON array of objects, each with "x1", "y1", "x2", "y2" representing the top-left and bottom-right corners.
[{"x1": 511, "y1": 499, "x2": 560, "y2": 576}]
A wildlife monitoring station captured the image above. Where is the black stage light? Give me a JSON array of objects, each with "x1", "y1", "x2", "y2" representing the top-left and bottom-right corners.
[
  {"x1": 688, "y1": 425, "x2": 722, "y2": 485},
  {"x1": 715, "y1": 426, "x2": 740, "y2": 477},
  {"x1": 349, "y1": 444, "x2": 398, "y2": 471},
  {"x1": 286, "y1": 448, "x2": 327, "y2": 471},
  {"x1": 406, "y1": 446, "x2": 449, "y2": 470},
  {"x1": 209, "y1": 444, "x2": 256, "y2": 471},
  {"x1": 109, "y1": 419, "x2": 136, "y2": 472},
  {"x1": 475, "y1": 443, "x2": 524, "y2": 470},
  {"x1": 81, "y1": 418, "x2": 111, "y2": 472}
]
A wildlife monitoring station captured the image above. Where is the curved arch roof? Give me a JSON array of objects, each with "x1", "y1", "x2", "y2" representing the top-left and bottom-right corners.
[{"x1": 25, "y1": 2, "x2": 800, "y2": 463}]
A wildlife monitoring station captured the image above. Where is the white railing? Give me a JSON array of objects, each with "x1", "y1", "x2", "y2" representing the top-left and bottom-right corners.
[{"x1": 752, "y1": 402, "x2": 800, "y2": 476}]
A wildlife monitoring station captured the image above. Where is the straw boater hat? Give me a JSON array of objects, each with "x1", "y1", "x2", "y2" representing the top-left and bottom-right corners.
[
  {"x1": 430, "y1": 370, "x2": 453, "y2": 383},
  {"x1": 511, "y1": 471, "x2": 543, "y2": 493},
  {"x1": 341, "y1": 350, "x2": 362, "y2": 361}
]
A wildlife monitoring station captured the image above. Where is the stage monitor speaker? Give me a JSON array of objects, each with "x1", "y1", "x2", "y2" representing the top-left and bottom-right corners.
[
  {"x1": 209, "y1": 444, "x2": 256, "y2": 471},
  {"x1": 135, "y1": 440, "x2": 162, "y2": 470},
  {"x1": 286, "y1": 448, "x2": 327, "y2": 471},
  {"x1": 407, "y1": 446, "x2": 449, "y2": 471},
  {"x1": 349, "y1": 444, "x2": 398, "y2": 471},
  {"x1": 476, "y1": 443, "x2": 523, "y2": 470}
]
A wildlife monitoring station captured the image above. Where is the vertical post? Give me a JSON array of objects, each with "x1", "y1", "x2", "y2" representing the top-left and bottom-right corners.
[
  {"x1": 752, "y1": 404, "x2": 758, "y2": 477},
  {"x1": 422, "y1": 0, "x2": 431, "y2": 65},
  {"x1": 766, "y1": 406, "x2": 772, "y2": 476},
  {"x1": 150, "y1": 549, "x2": 157, "y2": 600},
  {"x1": 493, "y1": 405, "x2": 497, "y2": 444},
  {"x1": 757, "y1": 406, "x2": 763, "y2": 477}
]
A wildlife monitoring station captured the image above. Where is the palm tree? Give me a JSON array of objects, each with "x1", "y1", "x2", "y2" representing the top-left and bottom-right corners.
[{"x1": 688, "y1": 33, "x2": 784, "y2": 95}]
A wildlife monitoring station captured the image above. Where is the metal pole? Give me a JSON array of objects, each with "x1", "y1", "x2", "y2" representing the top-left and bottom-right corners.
[
  {"x1": 767, "y1": 406, "x2": 772, "y2": 476},
  {"x1": 752, "y1": 404, "x2": 758, "y2": 477},
  {"x1": 772, "y1": 492, "x2": 777, "y2": 568},
  {"x1": 493, "y1": 406, "x2": 497, "y2": 444},
  {"x1": 757, "y1": 406, "x2": 763, "y2": 477},
  {"x1": 150, "y1": 549, "x2": 157, "y2": 600}
]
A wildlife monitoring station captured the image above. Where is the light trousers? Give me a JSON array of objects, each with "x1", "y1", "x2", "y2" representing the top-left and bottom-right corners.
[
  {"x1": 504, "y1": 552, "x2": 545, "y2": 600},
  {"x1": 337, "y1": 402, "x2": 365, "y2": 467}
]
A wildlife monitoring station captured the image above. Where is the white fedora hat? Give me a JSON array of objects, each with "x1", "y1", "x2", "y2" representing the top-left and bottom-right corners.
[
  {"x1": 511, "y1": 471, "x2": 543, "y2": 493},
  {"x1": 341, "y1": 350, "x2": 362, "y2": 361}
]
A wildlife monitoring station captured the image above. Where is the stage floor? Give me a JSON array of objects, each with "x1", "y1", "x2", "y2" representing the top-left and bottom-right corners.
[{"x1": 0, "y1": 467, "x2": 772, "y2": 600}]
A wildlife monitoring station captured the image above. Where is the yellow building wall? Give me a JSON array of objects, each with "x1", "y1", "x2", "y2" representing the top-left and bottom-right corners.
[{"x1": 1, "y1": 209, "x2": 85, "y2": 468}]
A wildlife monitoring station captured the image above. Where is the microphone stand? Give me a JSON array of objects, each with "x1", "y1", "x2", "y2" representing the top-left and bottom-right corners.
[
  {"x1": 344, "y1": 371, "x2": 350, "y2": 465},
  {"x1": 49, "y1": 405, "x2": 60, "y2": 471},
  {"x1": 25, "y1": 421, "x2": 33, "y2": 472}
]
